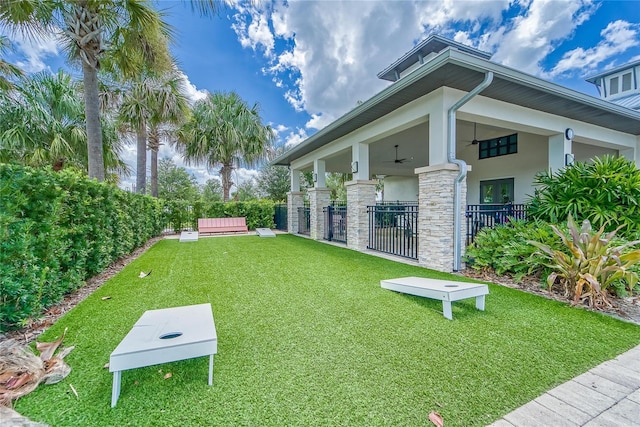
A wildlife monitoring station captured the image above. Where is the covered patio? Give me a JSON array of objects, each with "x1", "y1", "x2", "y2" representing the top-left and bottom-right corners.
[{"x1": 273, "y1": 35, "x2": 640, "y2": 272}]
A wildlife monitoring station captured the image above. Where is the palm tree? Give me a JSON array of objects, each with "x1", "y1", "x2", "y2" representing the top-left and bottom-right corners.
[
  {"x1": 0, "y1": 0, "x2": 219, "y2": 181},
  {"x1": 0, "y1": 70, "x2": 127, "y2": 176},
  {"x1": 118, "y1": 68, "x2": 190, "y2": 195},
  {"x1": 0, "y1": 36, "x2": 23, "y2": 91},
  {"x1": 176, "y1": 91, "x2": 274, "y2": 201}
]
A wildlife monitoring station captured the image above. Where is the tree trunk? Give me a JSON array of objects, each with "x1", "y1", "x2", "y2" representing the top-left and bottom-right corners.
[
  {"x1": 136, "y1": 124, "x2": 147, "y2": 194},
  {"x1": 150, "y1": 147, "x2": 158, "y2": 197},
  {"x1": 82, "y1": 61, "x2": 105, "y2": 181},
  {"x1": 221, "y1": 163, "x2": 233, "y2": 202}
]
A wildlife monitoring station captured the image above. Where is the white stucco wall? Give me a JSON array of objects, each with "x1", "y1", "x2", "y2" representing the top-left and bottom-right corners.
[{"x1": 384, "y1": 176, "x2": 419, "y2": 201}]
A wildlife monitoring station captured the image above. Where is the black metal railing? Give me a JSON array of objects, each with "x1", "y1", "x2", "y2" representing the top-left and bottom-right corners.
[
  {"x1": 297, "y1": 205, "x2": 310, "y2": 235},
  {"x1": 367, "y1": 203, "x2": 418, "y2": 260},
  {"x1": 466, "y1": 203, "x2": 528, "y2": 245},
  {"x1": 323, "y1": 204, "x2": 347, "y2": 243}
]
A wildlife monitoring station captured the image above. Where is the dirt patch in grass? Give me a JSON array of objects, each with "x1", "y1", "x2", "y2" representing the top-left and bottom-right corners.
[
  {"x1": 461, "y1": 268, "x2": 640, "y2": 325},
  {"x1": 1, "y1": 236, "x2": 163, "y2": 345}
]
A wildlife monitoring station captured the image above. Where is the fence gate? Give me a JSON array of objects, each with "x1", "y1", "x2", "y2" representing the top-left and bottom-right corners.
[
  {"x1": 273, "y1": 204, "x2": 288, "y2": 230},
  {"x1": 323, "y1": 204, "x2": 347, "y2": 243},
  {"x1": 297, "y1": 206, "x2": 310, "y2": 235}
]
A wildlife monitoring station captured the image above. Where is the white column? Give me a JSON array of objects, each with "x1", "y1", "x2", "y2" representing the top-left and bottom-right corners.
[
  {"x1": 548, "y1": 133, "x2": 572, "y2": 172},
  {"x1": 429, "y1": 107, "x2": 448, "y2": 165},
  {"x1": 352, "y1": 142, "x2": 370, "y2": 180},
  {"x1": 314, "y1": 159, "x2": 326, "y2": 188},
  {"x1": 290, "y1": 168, "x2": 300, "y2": 192}
]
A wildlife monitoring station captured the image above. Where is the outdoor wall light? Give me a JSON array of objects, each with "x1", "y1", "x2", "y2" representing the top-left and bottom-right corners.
[
  {"x1": 565, "y1": 128, "x2": 574, "y2": 140},
  {"x1": 565, "y1": 153, "x2": 575, "y2": 166},
  {"x1": 351, "y1": 161, "x2": 358, "y2": 173},
  {"x1": 312, "y1": 172, "x2": 318, "y2": 182}
]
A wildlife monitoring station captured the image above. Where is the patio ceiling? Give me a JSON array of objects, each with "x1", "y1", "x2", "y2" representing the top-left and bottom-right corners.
[{"x1": 273, "y1": 48, "x2": 640, "y2": 167}]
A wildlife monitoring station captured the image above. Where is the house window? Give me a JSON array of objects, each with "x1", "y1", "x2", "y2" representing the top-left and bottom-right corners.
[
  {"x1": 610, "y1": 76, "x2": 619, "y2": 95},
  {"x1": 478, "y1": 133, "x2": 517, "y2": 159},
  {"x1": 480, "y1": 178, "x2": 514, "y2": 204},
  {"x1": 622, "y1": 73, "x2": 632, "y2": 92}
]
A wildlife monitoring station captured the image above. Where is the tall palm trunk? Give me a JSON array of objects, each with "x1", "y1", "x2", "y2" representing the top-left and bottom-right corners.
[
  {"x1": 221, "y1": 162, "x2": 234, "y2": 202},
  {"x1": 148, "y1": 129, "x2": 160, "y2": 197},
  {"x1": 83, "y1": 60, "x2": 105, "y2": 181},
  {"x1": 136, "y1": 124, "x2": 147, "y2": 194}
]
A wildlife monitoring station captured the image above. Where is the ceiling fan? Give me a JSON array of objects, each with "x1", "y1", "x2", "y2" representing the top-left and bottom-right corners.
[
  {"x1": 465, "y1": 123, "x2": 480, "y2": 146},
  {"x1": 384, "y1": 144, "x2": 412, "y2": 164}
]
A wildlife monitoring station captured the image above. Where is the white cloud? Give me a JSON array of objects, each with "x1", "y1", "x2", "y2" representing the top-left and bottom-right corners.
[
  {"x1": 283, "y1": 128, "x2": 308, "y2": 148},
  {"x1": 179, "y1": 71, "x2": 209, "y2": 104},
  {"x1": 489, "y1": 0, "x2": 598, "y2": 75},
  {"x1": 550, "y1": 20, "x2": 640, "y2": 76},
  {"x1": 305, "y1": 113, "x2": 334, "y2": 131},
  {"x1": 9, "y1": 31, "x2": 60, "y2": 73}
]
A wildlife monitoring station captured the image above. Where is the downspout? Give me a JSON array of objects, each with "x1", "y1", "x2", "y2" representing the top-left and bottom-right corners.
[{"x1": 447, "y1": 71, "x2": 493, "y2": 271}]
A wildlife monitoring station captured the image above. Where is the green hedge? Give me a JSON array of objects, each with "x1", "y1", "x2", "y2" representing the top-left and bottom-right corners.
[
  {"x1": 164, "y1": 200, "x2": 276, "y2": 233},
  {"x1": 0, "y1": 164, "x2": 164, "y2": 331}
]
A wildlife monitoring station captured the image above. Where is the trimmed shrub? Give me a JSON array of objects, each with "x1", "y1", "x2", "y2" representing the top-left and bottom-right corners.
[
  {"x1": 528, "y1": 155, "x2": 640, "y2": 236},
  {"x1": 0, "y1": 164, "x2": 163, "y2": 331},
  {"x1": 201, "y1": 200, "x2": 276, "y2": 230}
]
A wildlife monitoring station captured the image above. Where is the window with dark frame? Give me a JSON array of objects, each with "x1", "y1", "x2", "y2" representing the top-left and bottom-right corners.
[
  {"x1": 480, "y1": 178, "x2": 514, "y2": 204},
  {"x1": 478, "y1": 133, "x2": 518, "y2": 160}
]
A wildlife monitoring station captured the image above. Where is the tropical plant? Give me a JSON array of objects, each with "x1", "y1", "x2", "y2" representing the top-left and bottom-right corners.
[
  {"x1": 0, "y1": 70, "x2": 127, "y2": 177},
  {"x1": 0, "y1": 0, "x2": 218, "y2": 181},
  {"x1": 119, "y1": 67, "x2": 190, "y2": 195},
  {"x1": 0, "y1": 35, "x2": 23, "y2": 91},
  {"x1": 176, "y1": 91, "x2": 274, "y2": 201},
  {"x1": 528, "y1": 155, "x2": 640, "y2": 236},
  {"x1": 529, "y1": 215, "x2": 640, "y2": 308},
  {"x1": 464, "y1": 219, "x2": 559, "y2": 281}
]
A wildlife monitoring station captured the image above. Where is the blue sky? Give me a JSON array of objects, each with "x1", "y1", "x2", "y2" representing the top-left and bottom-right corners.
[{"x1": 3, "y1": 0, "x2": 640, "y2": 189}]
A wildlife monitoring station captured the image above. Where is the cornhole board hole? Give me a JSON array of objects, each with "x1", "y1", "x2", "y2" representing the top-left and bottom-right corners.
[
  {"x1": 256, "y1": 228, "x2": 276, "y2": 237},
  {"x1": 109, "y1": 303, "x2": 217, "y2": 407},
  {"x1": 381, "y1": 276, "x2": 488, "y2": 320},
  {"x1": 179, "y1": 231, "x2": 199, "y2": 242}
]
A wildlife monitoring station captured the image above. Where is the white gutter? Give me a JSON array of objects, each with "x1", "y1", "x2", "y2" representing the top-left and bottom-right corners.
[{"x1": 447, "y1": 71, "x2": 494, "y2": 271}]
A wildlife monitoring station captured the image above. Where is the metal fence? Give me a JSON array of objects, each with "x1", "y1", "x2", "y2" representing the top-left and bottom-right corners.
[
  {"x1": 367, "y1": 203, "x2": 418, "y2": 260},
  {"x1": 274, "y1": 204, "x2": 288, "y2": 230},
  {"x1": 297, "y1": 205, "x2": 310, "y2": 235},
  {"x1": 323, "y1": 203, "x2": 347, "y2": 243},
  {"x1": 465, "y1": 203, "x2": 528, "y2": 245}
]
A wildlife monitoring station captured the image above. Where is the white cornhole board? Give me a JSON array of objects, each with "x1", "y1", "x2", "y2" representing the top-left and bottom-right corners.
[
  {"x1": 109, "y1": 303, "x2": 217, "y2": 407},
  {"x1": 179, "y1": 231, "x2": 199, "y2": 242},
  {"x1": 256, "y1": 228, "x2": 276, "y2": 237},
  {"x1": 381, "y1": 276, "x2": 488, "y2": 320}
]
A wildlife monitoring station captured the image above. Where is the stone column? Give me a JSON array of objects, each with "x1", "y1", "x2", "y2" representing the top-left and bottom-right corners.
[
  {"x1": 308, "y1": 187, "x2": 331, "y2": 240},
  {"x1": 416, "y1": 164, "x2": 467, "y2": 272},
  {"x1": 346, "y1": 180, "x2": 377, "y2": 251},
  {"x1": 287, "y1": 191, "x2": 305, "y2": 234}
]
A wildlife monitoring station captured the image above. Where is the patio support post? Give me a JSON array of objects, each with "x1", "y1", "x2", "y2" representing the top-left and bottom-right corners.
[
  {"x1": 346, "y1": 180, "x2": 377, "y2": 251},
  {"x1": 287, "y1": 191, "x2": 305, "y2": 235},
  {"x1": 548, "y1": 133, "x2": 572, "y2": 172},
  {"x1": 352, "y1": 142, "x2": 370, "y2": 180},
  {"x1": 416, "y1": 164, "x2": 467, "y2": 272},
  {"x1": 309, "y1": 187, "x2": 331, "y2": 240}
]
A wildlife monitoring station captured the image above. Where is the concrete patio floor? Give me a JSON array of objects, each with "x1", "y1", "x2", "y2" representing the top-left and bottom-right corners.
[{"x1": 488, "y1": 343, "x2": 640, "y2": 426}]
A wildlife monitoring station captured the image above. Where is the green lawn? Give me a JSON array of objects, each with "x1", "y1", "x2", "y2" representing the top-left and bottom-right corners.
[{"x1": 16, "y1": 235, "x2": 640, "y2": 426}]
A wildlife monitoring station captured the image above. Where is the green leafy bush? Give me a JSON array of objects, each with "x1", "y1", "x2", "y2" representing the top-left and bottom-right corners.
[
  {"x1": 465, "y1": 219, "x2": 559, "y2": 281},
  {"x1": 529, "y1": 215, "x2": 640, "y2": 308},
  {"x1": 0, "y1": 164, "x2": 163, "y2": 331},
  {"x1": 201, "y1": 200, "x2": 276, "y2": 229},
  {"x1": 528, "y1": 155, "x2": 640, "y2": 236}
]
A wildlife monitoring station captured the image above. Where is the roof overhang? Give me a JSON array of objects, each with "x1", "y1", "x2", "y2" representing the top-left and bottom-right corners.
[{"x1": 273, "y1": 48, "x2": 640, "y2": 167}]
